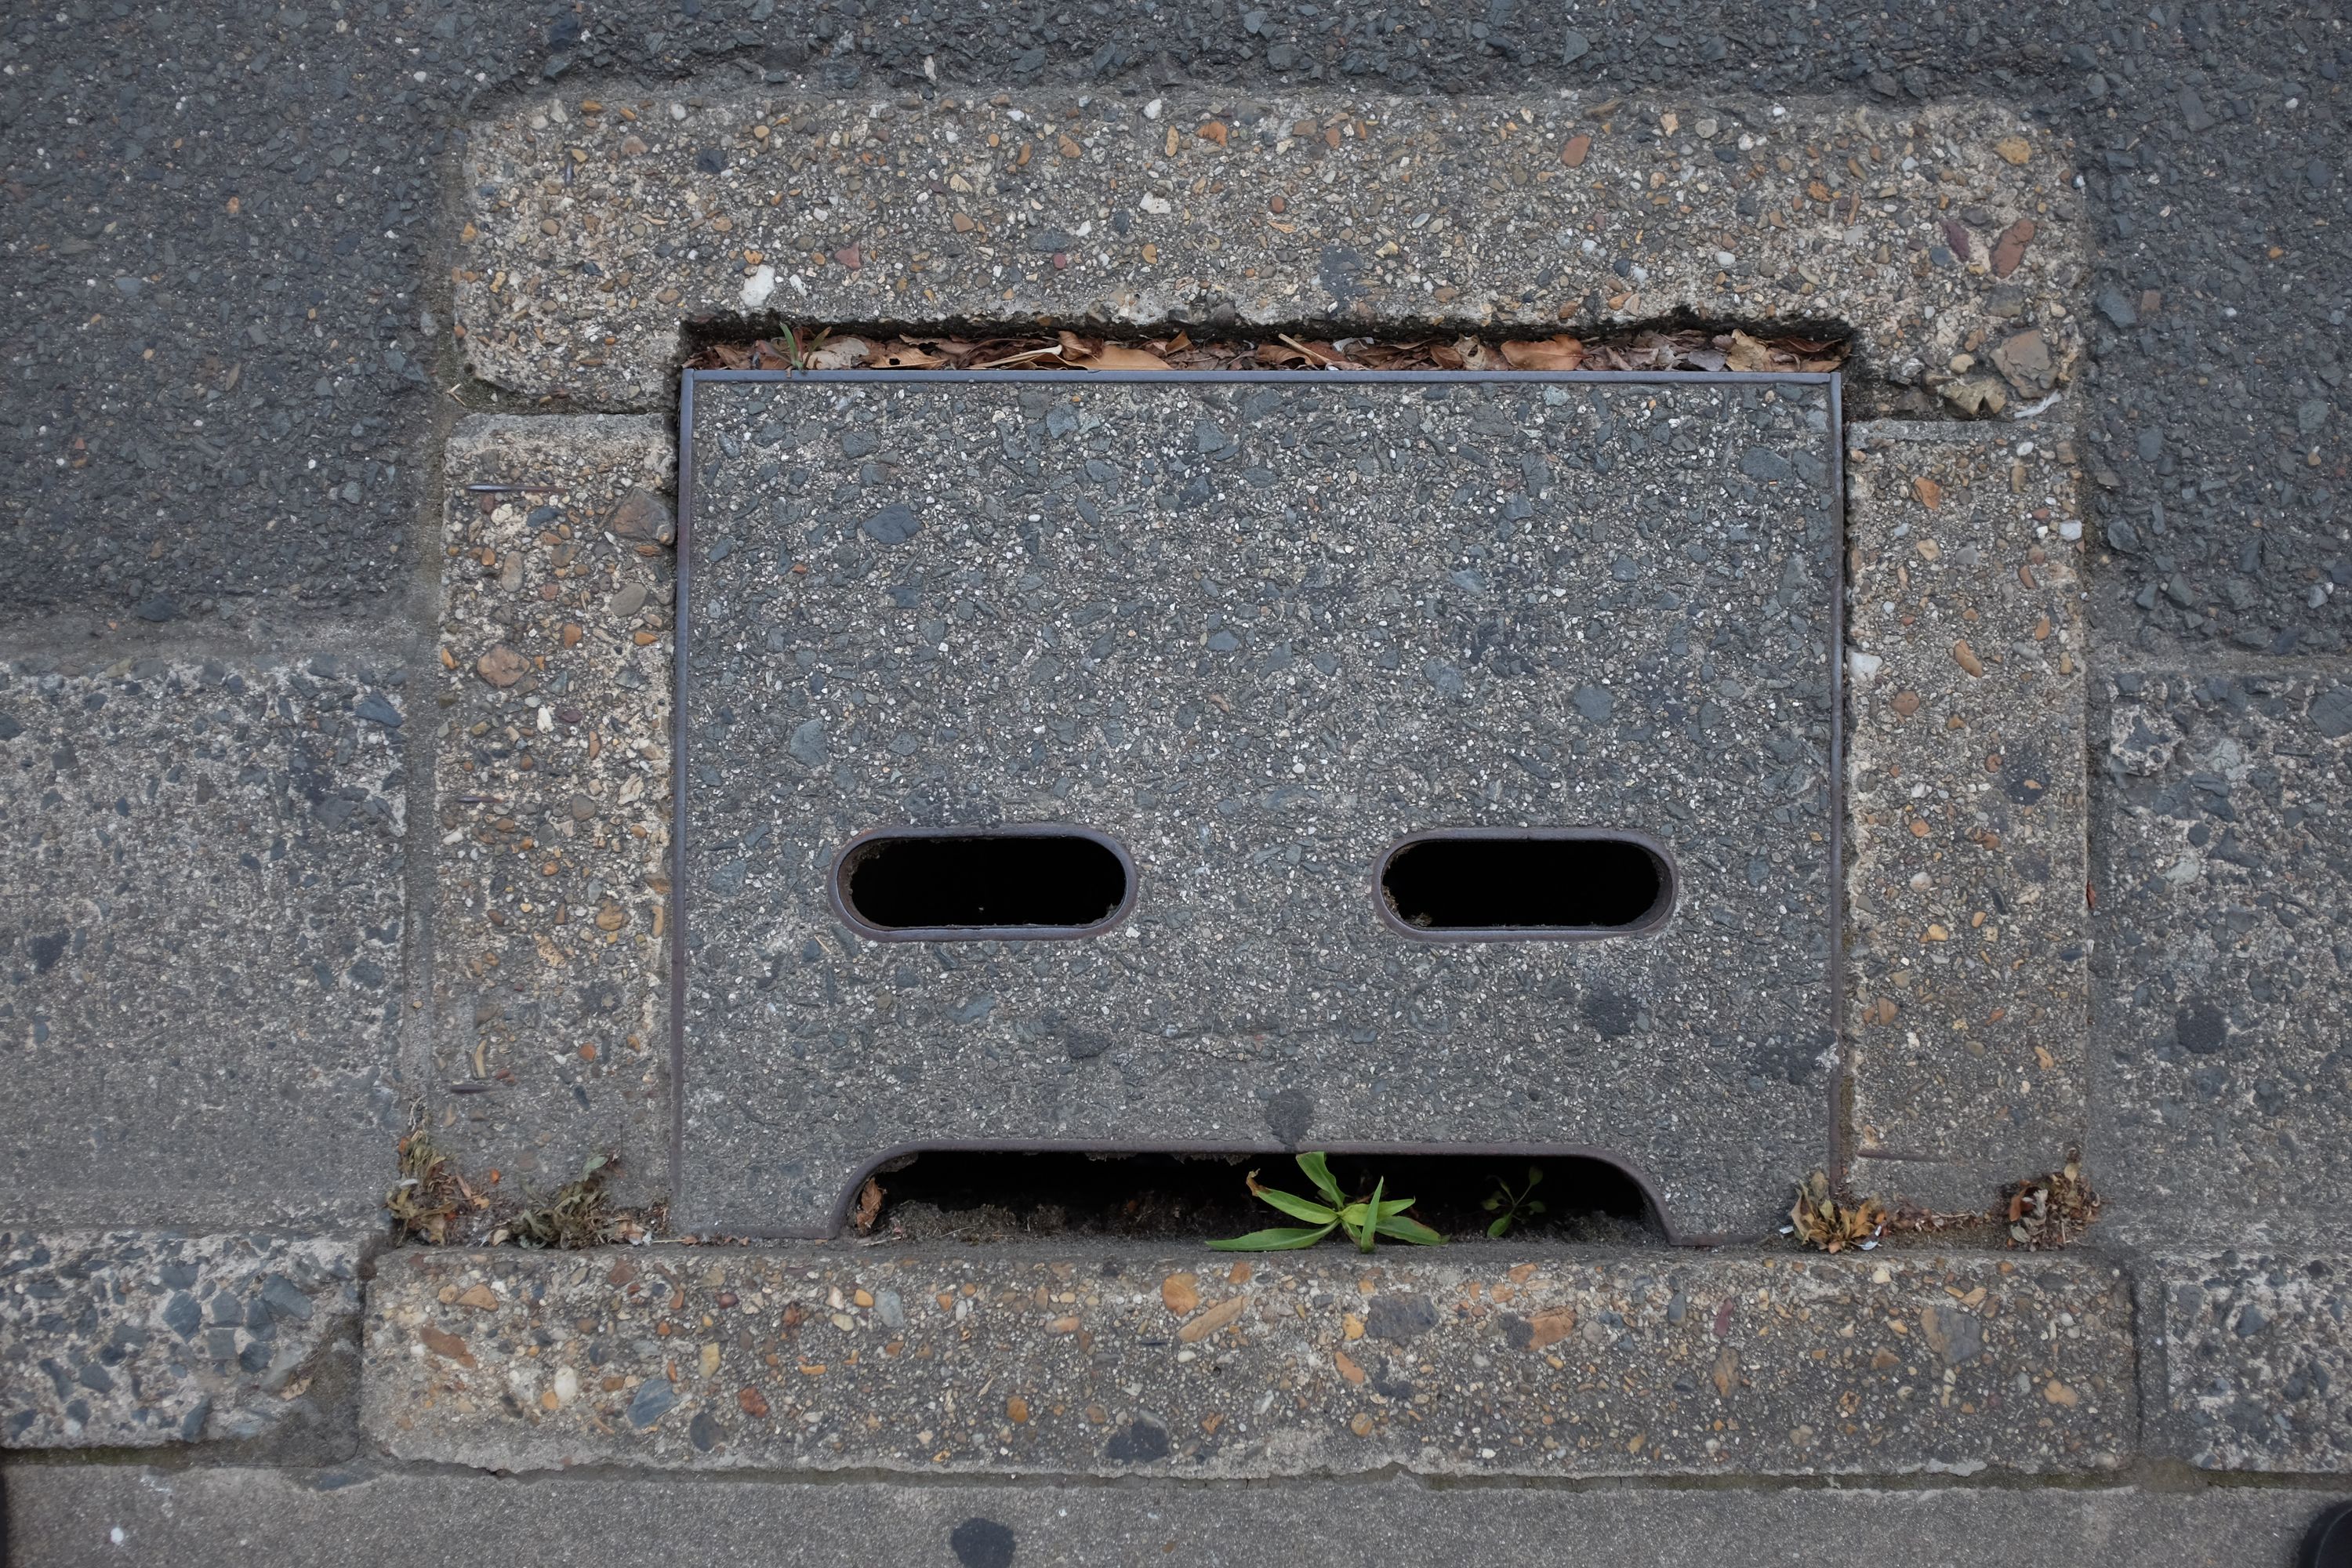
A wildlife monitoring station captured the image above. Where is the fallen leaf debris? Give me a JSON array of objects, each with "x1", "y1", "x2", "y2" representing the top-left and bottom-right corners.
[
  {"x1": 1790, "y1": 1154, "x2": 2101, "y2": 1254},
  {"x1": 688, "y1": 324, "x2": 1849, "y2": 377},
  {"x1": 1789, "y1": 1169, "x2": 1889, "y2": 1254},
  {"x1": 1997, "y1": 1156, "x2": 2102, "y2": 1250},
  {"x1": 492, "y1": 1153, "x2": 650, "y2": 1250},
  {"x1": 386, "y1": 1130, "x2": 464, "y2": 1247},
  {"x1": 387, "y1": 1124, "x2": 656, "y2": 1250}
]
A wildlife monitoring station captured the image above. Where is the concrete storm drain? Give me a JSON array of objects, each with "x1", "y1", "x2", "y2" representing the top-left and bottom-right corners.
[{"x1": 676, "y1": 370, "x2": 1841, "y2": 1243}]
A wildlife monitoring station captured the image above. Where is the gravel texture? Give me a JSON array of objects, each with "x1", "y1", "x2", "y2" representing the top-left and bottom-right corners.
[
  {"x1": 2095, "y1": 670, "x2": 2352, "y2": 1248},
  {"x1": 455, "y1": 87, "x2": 2082, "y2": 412},
  {"x1": 4, "y1": 0, "x2": 2351, "y2": 1535},
  {"x1": 1, "y1": 0, "x2": 2341, "y2": 647},
  {"x1": 11, "y1": 1468, "x2": 2348, "y2": 1568},
  {"x1": 1843, "y1": 416, "x2": 2090, "y2": 1207},
  {"x1": 2145, "y1": 1248, "x2": 2352, "y2": 1472},
  {"x1": 0, "y1": 1229, "x2": 362, "y2": 1448},
  {"x1": 432, "y1": 416, "x2": 677, "y2": 1206},
  {"x1": 0, "y1": 658, "x2": 406, "y2": 1229},
  {"x1": 362, "y1": 1241, "x2": 2131, "y2": 1479},
  {"x1": 680, "y1": 372, "x2": 1838, "y2": 1242}
]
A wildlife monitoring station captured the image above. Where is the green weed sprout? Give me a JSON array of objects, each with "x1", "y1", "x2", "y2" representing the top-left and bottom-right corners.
[{"x1": 1209, "y1": 1152, "x2": 1443, "y2": 1253}]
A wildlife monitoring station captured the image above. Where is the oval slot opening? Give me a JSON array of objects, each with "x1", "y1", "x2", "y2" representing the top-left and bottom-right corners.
[
  {"x1": 834, "y1": 828, "x2": 1133, "y2": 938},
  {"x1": 1378, "y1": 831, "x2": 1672, "y2": 938}
]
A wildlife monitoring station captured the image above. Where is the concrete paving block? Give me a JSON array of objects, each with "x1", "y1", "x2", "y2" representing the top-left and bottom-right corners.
[
  {"x1": 432, "y1": 416, "x2": 676, "y2": 1204},
  {"x1": 361, "y1": 1243, "x2": 2132, "y2": 1479},
  {"x1": 2095, "y1": 672, "x2": 2352, "y2": 1248},
  {"x1": 454, "y1": 88, "x2": 2084, "y2": 408},
  {"x1": 679, "y1": 373, "x2": 1840, "y2": 1242},
  {"x1": 0, "y1": 1229, "x2": 362, "y2": 1448},
  {"x1": 0, "y1": 658, "x2": 406, "y2": 1229},
  {"x1": 1843, "y1": 417, "x2": 2090, "y2": 1208},
  {"x1": 13, "y1": 1468, "x2": 2347, "y2": 1568},
  {"x1": 2147, "y1": 1248, "x2": 2352, "y2": 1472}
]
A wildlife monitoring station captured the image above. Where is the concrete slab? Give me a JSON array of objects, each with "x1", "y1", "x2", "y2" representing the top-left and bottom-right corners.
[
  {"x1": 0, "y1": 1229, "x2": 362, "y2": 1449},
  {"x1": 678, "y1": 372, "x2": 1840, "y2": 1242},
  {"x1": 431, "y1": 416, "x2": 677, "y2": 1204},
  {"x1": 17, "y1": 1468, "x2": 2342, "y2": 1568},
  {"x1": 2146, "y1": 1249, "x2": 2352, "y2": 1473},
  {"x1": 454, "y1": 89, "x2": 2084, "y2": 413},
  {"x1": 361, "y1": 1242, "x2": 2131, "y2": 1479},
  {"x1": 1843, "y1": 417, "x2": 2089, "y2": 1207},
  {"x1": 2094, "y1": 671, "x2": 2352, "y2": 1249},
  {"x1": 0, "y1": 658, "x2": 406, "y2": 1229}
]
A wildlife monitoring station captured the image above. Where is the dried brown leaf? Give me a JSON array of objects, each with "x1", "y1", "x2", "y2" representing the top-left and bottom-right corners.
[
  {"x1": 1278, "y1": 334, "x2": 1355, "y2": 368},
  {"x1": 851, "y1": 1176, "x2": 884, "y2": 1234},
  {"x1": 1723, "y1": 330, "x2": 1777, "y2": 374},
  {"x1": 970, "y1": 346, "x2": 1067, "y2": 369},
  {"x1": 1082, "y1": 344, "x2": 1172, "y2": 370},
  {"x1": 804, "y1": 336, "x2": 871, "y2": 371},
  {"x1": 1498, "y1": 335, "x2": 1586, "y2": 371},
  {"x1": 1453, "y1": 336, "x2": 1501, "y2": 371},
  {"x1": 872, "y1": 339, "x2": 945, "y2": 369},
  {"x1": 1997, "y1": 1156, "x2": 2100, "y2": 1250},
  {"x1": 1789, "y1": 1170, "x2": 1888, "y2": 1254}
]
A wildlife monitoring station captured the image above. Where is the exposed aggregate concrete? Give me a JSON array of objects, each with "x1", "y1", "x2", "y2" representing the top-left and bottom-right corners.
[
  {"x1": 2147, "y1": 1248, "x2": 2352, "y2": 1472},
  {"x1": 1, "y1": 1229, "x2": 362, "y2": 1449},
  {"x1": 454, "y1": 87, "x2": 2085, "y2": 413},
  {"x1": 431, "y1": 416, "x2": 677, "y2": 1205},
  {"x1": 1844, "y1": 416, "x2": 2090, "y2": 1207},
  {"x1": 363, "y1": 1241, "x2": 2132, "y2": 1479}
]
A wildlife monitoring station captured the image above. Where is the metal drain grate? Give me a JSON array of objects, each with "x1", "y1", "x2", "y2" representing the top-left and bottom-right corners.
[{"x1": 674, "y1": 369, "x2": 1842, "y2": 1242}]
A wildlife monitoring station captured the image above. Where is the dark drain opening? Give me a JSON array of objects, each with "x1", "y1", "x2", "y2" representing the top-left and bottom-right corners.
[
  {"x1": 857, "y1": 1150, "x2": 1664, "y2": 1245},
  {"x1": 1378, "y1": 830, "x2": 1674, "y2": 937},
  {"x1": 833, "y1": 826, "x2": 1134, "y2": 939}
]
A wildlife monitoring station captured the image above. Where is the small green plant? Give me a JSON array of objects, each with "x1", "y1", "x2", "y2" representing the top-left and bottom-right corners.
[
  {"x1": 1482, "y1": 1165, "x2": 1548, "y2": 1238},
  {"x1": 1209, "y1": 1152, "x2": 1443, "y2": 1253}
]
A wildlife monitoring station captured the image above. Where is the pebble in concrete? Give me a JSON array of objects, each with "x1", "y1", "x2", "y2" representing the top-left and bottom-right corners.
[
  {"x1": 432, "y1": 417, "x2": 677, "y2": 1204},
  {"x1": 0, "y1": 1229, "x2": 362, "y2": 1448},
  {"x1": 1843, "y1": 418, "x2": 2089, "y2": 1207},
  {"x1": 0, "y1": 658, "x2": 406, "y2": 1229},
  {"x1": 454, "y1": 88, "x2": 2083, "y2": 411},
  {"x1": 362, "y1": 1243, "x2": 2132, "y2": 1480}
]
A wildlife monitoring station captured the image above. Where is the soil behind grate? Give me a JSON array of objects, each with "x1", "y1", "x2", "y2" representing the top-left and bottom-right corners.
[{"x1": 862, "y1": 1149, "x2": 1665, "y2": 1247}]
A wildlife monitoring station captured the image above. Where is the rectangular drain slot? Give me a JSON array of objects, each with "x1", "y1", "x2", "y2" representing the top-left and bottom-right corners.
[
  {"x1": 1378, "y1": 830, "x2": 1674, "y2": 939},
  {"x1": 832, "y1": 826, "x2": 1134, "y2": 940}
]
